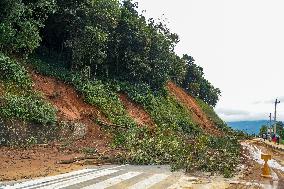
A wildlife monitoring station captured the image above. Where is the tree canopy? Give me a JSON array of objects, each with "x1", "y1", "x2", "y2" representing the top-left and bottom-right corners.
[
  {"x1": 0, "y1": 0, "x2": 56, "y2": 54},
  {"x1": 259, "y1": 125, "x2": 268, "y2": 135},
  {"x1": 0, "y1": 0, "x2": 221, "y2": 106}
]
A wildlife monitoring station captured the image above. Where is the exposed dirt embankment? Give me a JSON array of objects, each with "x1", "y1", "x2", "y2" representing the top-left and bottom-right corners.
[
  {"x1": 32, "y1": 73, "x2": 105, "y2": 122},
  {"x1": 0, "y1": 73, "x2": 120, "y2": 181},
  {"x1": 118, "y1": 93, "x2": 155, "y2": 129},
  {"x1": 31, "y1": 72, "x2": 114, "y2": 151},
  {"x1": 167, "y1": 82, "x2": 222, "y2": 136},
  {"x1": 1, "y1": 74, "x2": 226, "y2": 181}
]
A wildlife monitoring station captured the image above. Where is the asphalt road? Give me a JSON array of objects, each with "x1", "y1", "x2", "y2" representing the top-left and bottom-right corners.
[
  {"x1": 2, "y1": 140, "x2": 284, "y2": 189},
  {"x1": 0, "y1": 163, "x2": 276, "y2": 189},
  {"x1": 1, "y1": 165, "x2": 201, "y2": 189}
]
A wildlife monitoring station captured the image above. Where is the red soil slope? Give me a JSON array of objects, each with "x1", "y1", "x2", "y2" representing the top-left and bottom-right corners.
[
  {"x1": 119, "y1": 93, "x2": 155, "y2": 128},
  {"x1": 1, "y1": 73, "x2": 120, "y2": 181},
  {"x1": 32, "y1": 73, "x2": 103, "y2": 121},
  {"x1": 167, "y1": 82, "x2": 222, "y2": 136},
  {"x1": 1, "y1": 73, "x2": 223, "y2": 181},
  {"x1": 31, "y1": 72, "x2": 115, "y2": 154}
]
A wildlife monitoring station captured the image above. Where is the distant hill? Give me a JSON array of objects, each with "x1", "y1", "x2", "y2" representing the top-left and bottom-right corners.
[{"x1": 227, "y1": 120, "x2": 269, "y2": 135}]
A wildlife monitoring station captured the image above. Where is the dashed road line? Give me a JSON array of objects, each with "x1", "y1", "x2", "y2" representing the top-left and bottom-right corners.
[
  {"x1": 81, "y1": 171, "x2": 141, "y2": 189},
  {"x1": 37, "y1": 169, "x2": 120, "y2": 189},
  {"x1": 3, "y1": 165, "x2": 125, "y2": 189}
]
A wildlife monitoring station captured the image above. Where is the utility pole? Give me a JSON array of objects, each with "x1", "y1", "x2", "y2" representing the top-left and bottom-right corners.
[
  {"x1": 274, "y1": 99, "x2": 281, "y2": 135},
  {"x1": 269, "y1": 113, "x2": 272, "y2": 134}
]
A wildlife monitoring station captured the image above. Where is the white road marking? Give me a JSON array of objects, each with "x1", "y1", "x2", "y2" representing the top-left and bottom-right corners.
[
  {"x1": 82, "y1": 172, "x2": 141, "y2": 189},
  {"x1": 128, "y1": 174, "x2": 169, "y2": 189},
  {"x1": 4, "y1": 165, "x2": 125, "y2": 189},
  {"x1": 40, "y1": 169, "x2": 119, "y2": 189},
  {"x1": 4, "y1": 169, "x2": 94, "y2": 189}
]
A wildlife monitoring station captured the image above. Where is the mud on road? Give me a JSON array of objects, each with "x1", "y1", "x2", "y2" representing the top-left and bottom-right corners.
[{"x1": 239, "y1": 139, "x2": 284, "y2": 189}]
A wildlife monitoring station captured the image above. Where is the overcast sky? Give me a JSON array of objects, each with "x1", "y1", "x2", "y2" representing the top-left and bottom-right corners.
[{"x1": 136, "y1": 0, "x2": 284, "y2": 122}]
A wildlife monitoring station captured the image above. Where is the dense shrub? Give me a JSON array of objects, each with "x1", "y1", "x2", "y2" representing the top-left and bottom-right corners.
[
  {"x1": 0, "y1": 53, "x2": 32, "y2": 88},
  {"x1": 112, "y1": 81, "x2": 200, "y2": 134},
  {"x1": 196, "y1": 98, "x2": 251, "y2": 140},
  {"x1": 0, "y1": 0, "x2": 56, "y2": 54},
  {"x1": 118, "y1": 126, "x2": 240, "y2": 177},
  {"x1": 0, "y1": 93, "x2": 57, "y2": 125},
  {"x1": 196, "y1": 98, "x2": 228, "y2": 131},
  {"x1": 0, "y1": 54, "x2": 57, "y2": 126}
]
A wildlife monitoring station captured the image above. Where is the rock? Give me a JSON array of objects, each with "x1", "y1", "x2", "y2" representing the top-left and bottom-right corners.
[{"x1": 72, "y1": 122, "x2": 87, "y2": 140}]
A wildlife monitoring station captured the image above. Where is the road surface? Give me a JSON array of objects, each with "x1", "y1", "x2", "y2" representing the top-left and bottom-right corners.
[
  {"x1": 0, "y1": 164, "x2": 242, "y2": 189},
  {"x1": 1, "y1": 139, "x2": 284, "y2": 189}
]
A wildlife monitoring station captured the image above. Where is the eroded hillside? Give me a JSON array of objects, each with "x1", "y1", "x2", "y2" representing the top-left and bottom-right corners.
[
  {"x1": 0, "y1": 0, "x2": 246, "y2": 182},
  {"x1": 0, "y1": 59, "x2": 240, "y2": 180},
  {"x1": 167, "y1": 82, "x2": 222, "y2": 136}
]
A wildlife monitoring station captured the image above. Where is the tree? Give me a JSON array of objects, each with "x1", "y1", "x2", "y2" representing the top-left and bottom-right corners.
[
  {"x1": 0, "y1": 0, "x2": 56, "y2": 55},
  {"x1": 107, "y1": 0, "x2": 181, "y2": 88},
  {"x1": 169, "y1": 54, "x2": 187, "y2": 86},
  {"x1": 108, "y1": 0, "x2": 150, "y2": 82},
  {"x1": 40, "y1": 0, "x2": 121, "y2": 73},
  {"x1": 259, "y1": 125, "x2": 268, "y2": 135},
  {"x1": 181, "y1": 54, "x2": 221, "y2": 107},
  {"x1": 36, "y1": 0, "x2": 220, "y2": 97},
  {"x1": 276, "y1": 121, "x2": 284, "y2": 139}
]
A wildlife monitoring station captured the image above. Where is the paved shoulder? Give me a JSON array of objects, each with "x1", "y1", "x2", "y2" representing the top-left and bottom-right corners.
[
  {"x1": 2, "y1": 165, "x2": 196, "y2": 189},
  {"x1": 2, "y1": 163, "x2": 271, "y2": 189}
]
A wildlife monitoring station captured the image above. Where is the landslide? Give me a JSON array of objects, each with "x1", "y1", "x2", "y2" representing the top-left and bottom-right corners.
[
  {"x1": 31, "y1": 71, "x2": 114, "y2": 153},
  {"x1": 0, "y1": 69, "x2": 237, "y2": 181},
  {"x1": 167, "y1": 81, "x2": 222, "y2": 136},
  {"x1": 118, "y1": 93, "x2": 155, "y2": 129},
  {"x1": 0, "y1": 72, "x2": 119, "y2": 181}
]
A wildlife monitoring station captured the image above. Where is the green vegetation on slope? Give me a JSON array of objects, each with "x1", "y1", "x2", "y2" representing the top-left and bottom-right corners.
[
  {"x1": 112, "y1": 81, "x2": 200, "y2": 134},
  {"x1": 30, "y1": 58, "x2": 240, "y2": 177},
  {"x1": 0, "y1": 53, "x2": 56, "y2": 125},
  {"x1": 31, "y1": 57, "x2": 135, "y2": 127},
  {"x1": 0, "y1": 94, "x2": 56, "y2": 125},
  {"x1": 0, "y1": 53, "x2": 31, "y2": 88},
  {"x1": 35, "y1": 0, "x2": 220, "y2": 106},
  {"x1": 196, "y1": 98, "x2": 228, "y2": 131},
  {"x1": 112, "y1": 81, "x2": 240, "y2": 177},
  {"x1": 0, "y1": 53, "x2": 57, "y2": 146},
  {"x1": 196, "y1": 98, "x2": 251, "y2": 139},
  {"x1": 0, "y1": 0, "x2": 242, "y2": 177},
  {"x1": 0, "y1": 0, "x2": 56, "y2": 54},
  {"x1": 182, "y1": 55, "x2": 221, "y2": 107},
  {"x1": 1, "y1": 0, "x2": 221, "y2": 106}
]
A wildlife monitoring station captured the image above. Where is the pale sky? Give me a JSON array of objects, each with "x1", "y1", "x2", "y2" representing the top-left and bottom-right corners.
[{"x1": 136, "y1": 0, "x2": 284, "y2": 122}]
